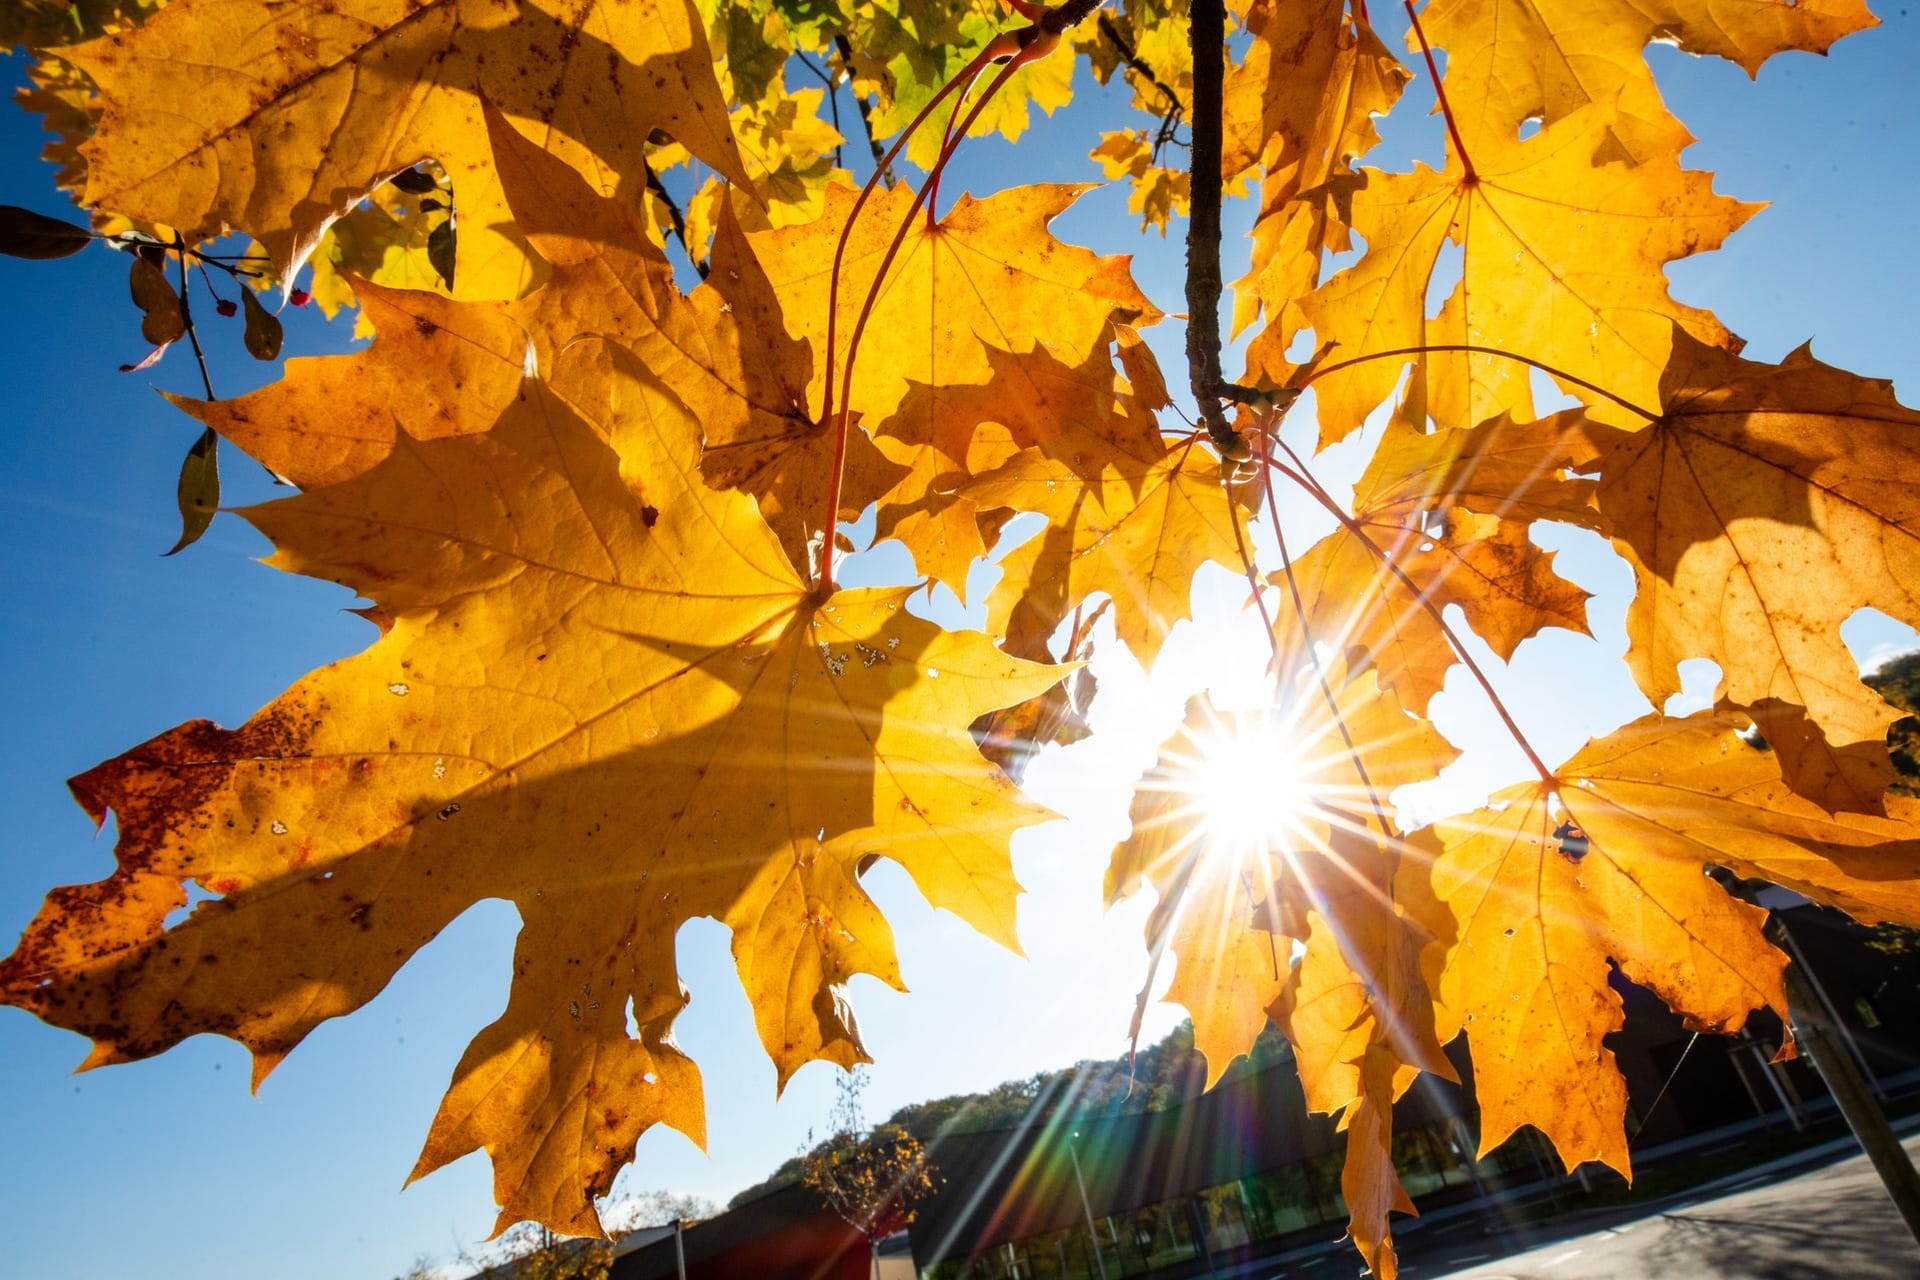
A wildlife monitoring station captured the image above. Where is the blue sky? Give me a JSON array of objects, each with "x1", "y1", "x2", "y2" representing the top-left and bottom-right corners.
[{"x1": 2, "y1": 9, "x2": 1918, "y2": 1277}]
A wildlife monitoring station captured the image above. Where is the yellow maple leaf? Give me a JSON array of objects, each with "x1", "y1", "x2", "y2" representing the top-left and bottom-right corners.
[
  {"x1": 1424, "y1": 0, "x2": 1877, "y2": 163},
  {"x1": 1300, "y1": 102, "x2": 1753, "y2": 441},
  {"x1": 184, "y1": 110, "x2": 904, "y2": 572},
  {"x1": 1108, "y1": 698, "x2": 1294, "y2": 1090},
  {"x1": 1549, "y1": 710, "x2": 1920, "y2": 927},
  {"x1": 1227, "y1": 0, "x2": 1408, "y2": 357},
  {"x1": 1275, "y1": 380, "x2": 1601, "y2": 711},
  {"x1": 745, "y1": 180, "x2": 1161, "y2": 587},
  {"x1": 1113, "y1": 664, "x2": 1458, "y2": 1085},
  {"x1": 748, "y1": 180, "x2": 1159, "y2": 438},
  {"x1": 973, "y1": 435, "x2": 1246, "y2": 669},
  {"x1": 1428, "y1": 709, "x2": 1805, "y2": 1177},
  {"x1": 1582, "y1": 330, "x2": 1920, "y2": 814},
  {"x1": 2, "y1": 343, "x2": 1061, "y2": 1236},
  {"x1": 1274, "y1": 825, "x2": 1456, "y2": 1280},
  {"x1": 172, "y1": 279, "x2": 526, "y2": 487},
  {"x1": 64, "y1": 0, "x2": 751, "y2": 295},
  {"x1": 876, "y1": 335, "x2": 1165, "y2": 596},
  {"x1": 304, "y1": 177, "x2": 456, "y2": 326},
  {"x1": 1113, "y1": 665, "x2": 1456, "y2": 1275},
  {"x1": 730, "y1": 85, "x2": 847, "y2": 230}
]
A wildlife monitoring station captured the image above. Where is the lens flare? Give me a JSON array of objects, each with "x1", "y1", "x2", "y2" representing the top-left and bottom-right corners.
[{"x1": 1189, "y1": 712, "x2": 1315, "y2": 855}]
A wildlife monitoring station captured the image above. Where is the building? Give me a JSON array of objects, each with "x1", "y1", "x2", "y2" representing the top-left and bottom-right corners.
[
  {"x1": 612, "y1": 1180, "x2": 911, "y2": 1280},
  {"x1": 614, "y1": 902, "x2": 1920, "y2": 1280}
]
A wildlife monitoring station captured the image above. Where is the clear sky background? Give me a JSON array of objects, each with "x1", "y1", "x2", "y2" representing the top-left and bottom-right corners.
[{"x1": 2, "y1": 8, "x2": 1918, "y2": 1278}]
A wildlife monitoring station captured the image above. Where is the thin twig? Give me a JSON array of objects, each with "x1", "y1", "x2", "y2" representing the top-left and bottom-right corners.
[
  {"x1": 798, "y1": 53, "x2": 847, "y2": 169},
  {"x1": 1099, "y1": 13, "x2": 1184, "y2": 119},
  {"x1": 1227, "y1": 491, "x2": 1281, "y2": 690},
  {"x1": 834, "y1": 35, "x2": 893, "y2": 185},
  {"x1": 193, "y1": 261, "x2": 227, "y2": 310},
  {"x1": 172, "y1": 234, "x2": 215, "y2": 402}
]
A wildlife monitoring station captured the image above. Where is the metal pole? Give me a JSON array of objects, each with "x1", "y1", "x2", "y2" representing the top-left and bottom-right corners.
[
  {"x1": 1726, "y1": 1043, "x2": 1772, "y2": 1127},
  {"x1": 1780, "y1": 945, "x2": 1920, "y2": 1248},
  {"x1": 1774, "y1": 916, "x2": 1887, "y2": 1099},
  {"x1": 672, "y1": 1218, "x2": 687, "y2": 1280},
  {"x1": 1752, "y1": 1039, "x2": 1805, "y2": 1131},
  {"x1": 1068, "y1": 1134, "x2": 1110, "y2": 1280},
  {"x1": 1185, "y1": 1194, "x2": 1220, "y2": 1279}
]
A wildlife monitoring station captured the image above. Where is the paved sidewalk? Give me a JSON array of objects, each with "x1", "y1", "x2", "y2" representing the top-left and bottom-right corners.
[{"x1": 1405, "y1": 1134, "x2": 1920, "y2": 1279}]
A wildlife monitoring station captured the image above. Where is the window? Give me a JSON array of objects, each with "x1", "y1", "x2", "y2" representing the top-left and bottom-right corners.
[
  {"x1": 1241, "y1": 1163, "x2": 1320, "y2": 1239},
  {"x1": 1305, "y1": 1152, "x2": 1350, "y2": 1223},
  {"x1": 1129, "y1": 1198, "x2": 1199, "y2": 1272},
  {"x1": 1393, "y1": 1123, "x2": 1473, "y2": 1199},
  {"x1": 1197, "y1": 1182, "x2": 1252, "y2": 1251}
]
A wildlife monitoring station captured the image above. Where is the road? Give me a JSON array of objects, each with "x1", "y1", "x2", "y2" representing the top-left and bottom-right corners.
[{"x1": 1383, "y1": 1134, "x2": 1920, "y2": 1279}]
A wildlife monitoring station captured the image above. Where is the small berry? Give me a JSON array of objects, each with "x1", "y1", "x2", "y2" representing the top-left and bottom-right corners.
[
  {"x1": 215, "y1": 298, "x2": 238, "y2": 317},
  {"x1": 288, "y1": 287, "x2": 311, "y2": 307}
]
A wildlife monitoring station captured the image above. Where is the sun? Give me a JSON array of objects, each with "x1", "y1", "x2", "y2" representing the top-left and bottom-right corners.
[{"x1": 1186, "y1": 711, "x2": 1318, "y2": 855}]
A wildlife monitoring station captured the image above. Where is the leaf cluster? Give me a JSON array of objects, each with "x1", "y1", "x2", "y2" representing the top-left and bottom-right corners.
[{"x1": 1, "y1": 0, "x2": 1916, "y2": 1276}]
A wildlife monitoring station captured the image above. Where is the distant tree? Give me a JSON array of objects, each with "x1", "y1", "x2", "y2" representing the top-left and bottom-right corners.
[
  {"x1": 603, "y1": 1189, "x2": 716, "y2": 1236},
  {"x1": 455, "y1": 1189, "x2": 714, "y2": 1280},
  {"x1": 801, "y1": 1070, "x2": 940, "y2": 1279},
  {"x1": 463, "y1": 1225, "x2": 611, "y2": 1280},
  {"x1": 730, "y1": 1018, "x2": 1294, "y2": 1208},
  {"x1": 1865, "y1": 652, "x2": 1920, "y2": 795}
]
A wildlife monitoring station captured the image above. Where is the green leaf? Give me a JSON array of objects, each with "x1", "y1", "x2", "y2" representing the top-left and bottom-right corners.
[
  {"x1": 127, "y1": 255, "x2": 185, "y2": 345},
  {"x1": 166, "y1": 426, "x2": 220, "y2": 555},
  {"x1": 239, "y1": 286, "x2": 283, "y2": 361},
  {"x1": 389, "y1": 166, "x2": 439, "y2": 194},
  {"x1": 0, "y1": 204, "x2": 91, "y2": 259},
  {"x1": 427, "y1": 219, "x2": 456, "y2": 291}
]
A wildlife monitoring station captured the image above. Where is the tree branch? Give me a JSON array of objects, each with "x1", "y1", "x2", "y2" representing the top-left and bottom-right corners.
[
  {"x1": 1184, "y1": 0, "x2": 1234, "y2": 450},
  {"x1": 796, "y1": 52, "x2": 846, "y2": 169},
  {"x1": 172, "y1": 234, "x2": 216, "y2": 402},
  {"x1": 645, "y1": 162, "x2": 707, "y2": 279},
  {"x1": 1099, "y1": 13, "x2": 1184, "y2": 120},
  {"x1": 834, "y1": 35, "x2": 894, "y2": 187},
  {"x1": 1041, "y1": 0, "x2": 1108, "y2": 34}
]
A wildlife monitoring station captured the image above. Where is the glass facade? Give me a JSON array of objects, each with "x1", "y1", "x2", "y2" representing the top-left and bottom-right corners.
[{"x1": 920, "y1": 1115, "x2": 1526, "y2": 1279}]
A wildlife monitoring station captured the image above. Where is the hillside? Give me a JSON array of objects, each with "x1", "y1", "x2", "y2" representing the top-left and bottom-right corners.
[{"x1": 728, "y1": 1019, "x2": 1292, "y2": 1208}]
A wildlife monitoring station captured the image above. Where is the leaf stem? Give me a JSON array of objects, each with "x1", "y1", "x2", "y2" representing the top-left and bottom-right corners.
[
  {"x1": 927, "y1": 60, "x2": 986, "y2": 227},
  {"x1": 1304, "y1": 342, "x2": 1661, "y2": 422},
  {"x1": 818, "y1": 5, "x2": 1111, "y2": 589},
  {"x1": 1262, "y1": 439, "x2": 1556, "y2": 785},
  {"x1": 821, "y1": 55, "x2": 1026, "y2": 590},
  {"x1": 1252, "y1": 426, "x2": 1391, "y2": 829},
  {"x1": 1403, "y1": 0, "x2": 1475, "y2": 182},
  {"x1": 821, "y1": 43, "x2": 997, "y2": 432},
  {"x1": 1227, "y1": 485, "x2": 1282, "y2": 692}
]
